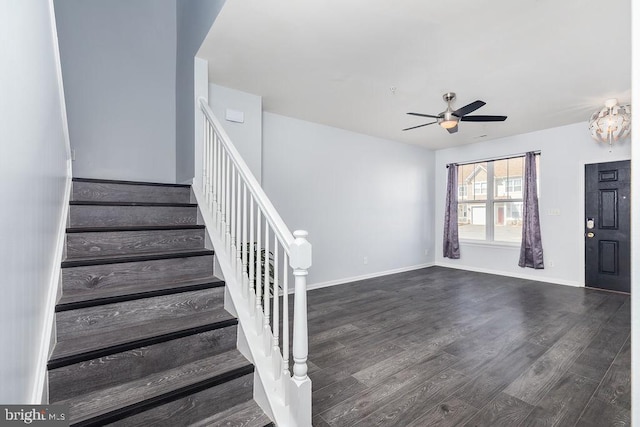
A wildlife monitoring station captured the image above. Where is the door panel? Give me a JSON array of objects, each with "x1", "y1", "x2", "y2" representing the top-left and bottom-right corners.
[
  {"x1": 585, "y1": 160, "x2": 631, "y2": 293},
  {"x1": 598, "y1": 189, "x2": 617, "y2": 228},
  {"x1": 598, "y1": 240, "x2": 618, "y2": 274}
]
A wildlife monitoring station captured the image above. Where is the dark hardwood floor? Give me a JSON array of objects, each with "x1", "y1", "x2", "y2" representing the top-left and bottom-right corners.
[{"x1": 306, "y1": 266, "x2": 630, "y2": 426}]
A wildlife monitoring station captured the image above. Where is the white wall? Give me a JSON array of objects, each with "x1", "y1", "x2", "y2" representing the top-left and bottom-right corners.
[
  {"x1": 262, "y1": 113, "x2": 435, "y2": 286},
  {"x1": 630, "y1": 2, "x2": 639, "y2": 421},
  {"x1": 176, "y1": 0, "x2": 226, "y2": 183},
  {"x1": 434, "y1": 122, "x2": 632, "y2": 286},
  {"x1": 54, "y1": 0, "x2": 177, "y2": 183},
  {"x1": 209, "y1": 83, "x2": 263, "y2": 182},
  {"x1": 0, "y1": 0, "x2": 70, "y2": 403}
]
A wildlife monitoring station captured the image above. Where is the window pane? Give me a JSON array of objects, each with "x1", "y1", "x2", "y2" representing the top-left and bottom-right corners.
[
  {"x1": 458, "y1": 202, "x2": 486, "y2": 240},
  {"x1": 494, "y1": 157, "x2": 523, "y2": 200},
  {"x1": 459, "y1": 162, "x2": 487, "y2": 201},
  {"x1": 494, "y1": 201, "x2": 523, "y2": 242}
]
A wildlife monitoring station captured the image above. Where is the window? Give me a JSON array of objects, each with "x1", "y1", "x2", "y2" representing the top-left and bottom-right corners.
[
  {"x1": 474, "y1": 182, "x2": 487, "y2": 195},
  {"x1": 457, "y1": 155, "x2": 538, "y2": 243}
]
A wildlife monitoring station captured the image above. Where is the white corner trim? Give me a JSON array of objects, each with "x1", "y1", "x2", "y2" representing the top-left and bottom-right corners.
[
  {"x1": 31, "y1": 175, "x2": 71, "y2": 404},
  {"x1": 435, "y1": 261, "x2": 583, "y2": 288},
  {"x1": 33, "y1": 1, "x2": 74, "y2": 403},
  {"x1": 306, "y1": 263, "x2": 436, "y2": 292},
  {"x1": 49, "y1": 0, "x2": 72, "y2": 168}
]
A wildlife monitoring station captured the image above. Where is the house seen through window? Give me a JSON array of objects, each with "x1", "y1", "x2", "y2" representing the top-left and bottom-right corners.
[{"x1": 457, "y1": 155, "x2": 538, "y2": 243}]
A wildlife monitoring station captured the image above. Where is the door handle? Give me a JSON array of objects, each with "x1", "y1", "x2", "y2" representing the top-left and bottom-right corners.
[{"x1": 586, "y1": 232, "x2": 595, "y2": 238}]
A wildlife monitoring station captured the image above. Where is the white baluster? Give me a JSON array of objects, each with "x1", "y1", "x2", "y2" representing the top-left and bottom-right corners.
[
  {"x1": 202, "y1": 119, "x2": 208, "y2": 204},
  {"x1": 264, "y1": 221, "x2": 271, "y2": 352},
  {"x1": 230, "y1": 165, "x2": 236, "y2": 269},
  {"x1": 236, "y1": 171, "x2": 242, "y2": 281},
  {"x1": 207, "y1": 124, "x2": 212, "y2": 207},
  {"x1": 221, "y1": 149, "x2": 227, "y2": 237},
  {"x1": 211, "y1": 130, "x2": 217, "y2": 214},
  {"x1": 249, "y1": 195, "x2": 255, "y2": 312},
  {"x1": 225, "y1": 156, "x2": 231, "y2": 248},
  {"x1": 256, "y1": 209, "x2": 262, "y2": 331},
  {"x1": 215, "y1": 136, "x2": 222, "y2": 225},
  {"x1": 282, "y1": 252, "x2": 289, "y2": 376},
  {"x1": 273, "y1": 242, "x2": 280, "y2": 376},
  {"x1": 242, "y1": 184, "x2": 248, "y2": 299}
]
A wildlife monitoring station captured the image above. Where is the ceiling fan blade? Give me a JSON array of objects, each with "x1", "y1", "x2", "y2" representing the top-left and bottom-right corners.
[
  {"x1": 402, "y1": 122, "x2": 438, "y2": 131},
  {"x1": 407, "y1": 112, "x2": 441, "y2": 119},
  {"x1": 460, "y1": 115, "x2": 507, "y2": 122},
  {"x1": 452, "y1": 100, "x2": 486, "y2": 117},
  {"x1": 446, "y1": 124, "x2": 458, "y2": 134}
]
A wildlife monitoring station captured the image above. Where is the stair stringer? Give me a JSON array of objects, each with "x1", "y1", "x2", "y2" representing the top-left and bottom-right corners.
[{"x1": 193, "y1": 182, "x2": 294, "y2": 427}]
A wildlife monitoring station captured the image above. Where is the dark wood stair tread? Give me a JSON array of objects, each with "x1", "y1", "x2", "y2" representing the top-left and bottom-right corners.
[
  {"x1": 73, "y1": 177, "x2": 191, "y2": 188},
  {"x1": 66, "y1": 225, "x2": 205, "y2": 233},
  {"x1": 189, "y1": 399, "x2": 274, "y2": 427},
  {"x1": 70, "y1": 201, "x2": 197, "y2": 207},
  {"x1": 62, "y1": 248, "x2": 214, "y2": 267},
  {"x1": 57, "y1": 276, "x2": 224, "y2": 311},
  {"x1": 54, "y1": 349, "x2": 252, "y2": 426},
  {"x1": 50, "y1": 308, "x2": 236, "y2": 369}
]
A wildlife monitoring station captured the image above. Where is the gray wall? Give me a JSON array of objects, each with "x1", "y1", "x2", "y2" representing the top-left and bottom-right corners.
[
  {"x1": 0, "y1": 0, "x2": 69, "y2": 402},
  {"x1": 54, "y1": 0, "x2": 177, "y2": 183},
  {"x1": 176, "y1": 0, "x2": 226, "y2": 183},
  {"x1": 262, "y1": 112, "x2": 435, "y2": 286}
]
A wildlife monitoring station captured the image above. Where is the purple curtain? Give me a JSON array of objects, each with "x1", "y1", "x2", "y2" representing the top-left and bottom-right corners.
[
  {"x1": 443, "y1": 164, "x2": 460, "y2": 259},
  {"x1": 519, "y1": 152, "x2": 544, "y2": 268}
]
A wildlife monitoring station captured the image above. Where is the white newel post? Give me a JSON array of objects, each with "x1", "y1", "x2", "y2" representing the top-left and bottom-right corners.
[{"x1": 289, "y1": 230, "x2": 312, "y2": 427}]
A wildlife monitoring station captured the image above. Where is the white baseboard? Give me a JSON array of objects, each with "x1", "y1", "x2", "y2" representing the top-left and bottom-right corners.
[
  {"x1": 435, "y1": 261, "x2": 583, "y2": 288},
  {"x1": 307, "y1": 263, "x2": 436, "y2": 292},
  {"x1": 31, "y1": 175, "x2": 71, "y2": 404}
]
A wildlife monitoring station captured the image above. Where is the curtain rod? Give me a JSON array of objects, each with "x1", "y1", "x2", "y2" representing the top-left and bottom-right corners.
[{"x1": 446, "y1": 151, "x2": 541, "y2": 168}]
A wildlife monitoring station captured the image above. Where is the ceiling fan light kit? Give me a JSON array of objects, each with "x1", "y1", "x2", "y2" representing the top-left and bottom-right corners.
[
  {"x1": 440, "y1": 92, "x2": 459, "y2": 129},
  {"x1": 403, "y1": 92, "x2": 507, "y2": 134},
  {"x1": 588, "y1": 98, "x2": 631, "y2": 150}
]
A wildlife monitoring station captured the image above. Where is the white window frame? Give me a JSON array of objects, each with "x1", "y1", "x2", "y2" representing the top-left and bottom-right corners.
[{"x1": 458, "y1": 160, "x2": 526, "y2": 243}]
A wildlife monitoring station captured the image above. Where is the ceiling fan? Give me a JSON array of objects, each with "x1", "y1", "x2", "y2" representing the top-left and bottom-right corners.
[{"x1": 403, "y1": 92, "x2": 507, "y2": 134}]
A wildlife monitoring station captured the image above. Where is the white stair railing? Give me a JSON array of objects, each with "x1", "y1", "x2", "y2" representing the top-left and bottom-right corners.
[{"x1": 195, "y1": 97, "x2": 312, "y2": 426}]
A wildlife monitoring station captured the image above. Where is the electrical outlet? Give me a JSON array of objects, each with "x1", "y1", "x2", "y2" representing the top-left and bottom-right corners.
[
  {"x1": 71, "y1": 149, "x2": 76, "y2": 161},
  {"x1": 424, "y1": 249, "x2": 429, "y2": 256},
  {"x1": 549, "y1": 260, "x2": 555, "y2": 267},
  {"x1": 363, "y1": 256, "x2": 368, "y2": 265}
]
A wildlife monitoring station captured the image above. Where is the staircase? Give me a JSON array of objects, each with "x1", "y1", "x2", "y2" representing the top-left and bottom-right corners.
[{"x1": 48, "y1": 178, "x2": 273, "y2": 427}]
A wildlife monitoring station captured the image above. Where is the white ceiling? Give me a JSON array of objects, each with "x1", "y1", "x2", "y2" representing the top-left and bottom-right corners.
[{"x1": 198, "y1": 0, "x2": 631, "y2": 150}]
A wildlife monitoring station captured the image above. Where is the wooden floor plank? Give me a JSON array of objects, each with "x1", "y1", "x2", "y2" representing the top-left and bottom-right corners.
[
  {"x1": 502, "y1": 320, "x2": 605, "y2": 405},
  {"x1": 568, "y1": 323, "x2": 629, "y2": 382},
  {"x1": 406, "y1": 397, "x2": 477, "y2": 427},
  {"x1": 318, "y1": 352, "x2": 458, "y2": 426},
  {"x1": 593, "y1": 336, "x2": 631, "y2": 410},
  {"x1": 575, "y1": 397, "x2": 631, "y2": 427},
  {"x1": 304, "y1": 266, "x2": 630, "y2": 426},
  {"x1": 312, "y1": 376, "x2": 367, "y2": 414},
  {"x1": 452, "y1": 341, "x2": 547, "y2": 408},
  {"x1": 462, "y1": 392, "x2": 533, "y2": 427},
  {"x1": 353, "y1": 368, "x2": 469, "y2": 427},
  {"x1": 519, "y1": 371, "x2": 598, "y2": 427}
]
